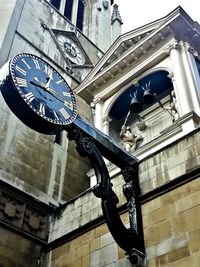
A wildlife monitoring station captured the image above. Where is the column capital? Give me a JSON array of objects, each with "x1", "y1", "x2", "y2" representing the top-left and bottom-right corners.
[
  {"x1": 181, "y1": 41, "x2": 199, "y2": 58},
  {"x1": 91, "y1": 97, "x2": 103, "y2": 107},
  {"x1": 163, "y1": 40, "x2": 180, "y2": 55}
]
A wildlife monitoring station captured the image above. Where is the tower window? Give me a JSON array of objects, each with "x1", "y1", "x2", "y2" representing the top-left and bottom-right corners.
[
  {"x1": 51, "y1": 0, "x2": 61, "y2": 10},
  {"x1": 55, "y1": 132, "x2": 62, "y2": 145},
  {"x1": 76, "y1": 0, "x2": 85, "y2": 31},
  {"x1": 64, "y1": 0, "x2": 73, "y2": 20}
]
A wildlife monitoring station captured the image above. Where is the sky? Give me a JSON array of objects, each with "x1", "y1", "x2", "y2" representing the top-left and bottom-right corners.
[{"x1": 114, "y1": 0, "x2": 200, "y2": 33}]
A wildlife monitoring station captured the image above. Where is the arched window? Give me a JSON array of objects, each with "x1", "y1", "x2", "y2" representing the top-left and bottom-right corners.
[
  {"x1": 51, "y1": 0, "x2": 61, "y2": 10},
  {"x1": 109, "y1": 70, "x2": 174, "y2": 145},
  {"x1": 76, "y1": 0, "x2": 85, "y2": 31},
  {"x1": 64, "y1": 0, "x2": 73, "y2": 20}
]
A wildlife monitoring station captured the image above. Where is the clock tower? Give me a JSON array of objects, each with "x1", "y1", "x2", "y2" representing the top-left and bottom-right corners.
[{"x1": 47, "y1": 0, "x2": 117, "y2": 52}]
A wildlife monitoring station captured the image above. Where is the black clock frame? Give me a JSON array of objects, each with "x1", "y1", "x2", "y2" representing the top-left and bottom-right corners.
[{"x1": 1, "y1": 53, "x2": 77, "y2": 134}]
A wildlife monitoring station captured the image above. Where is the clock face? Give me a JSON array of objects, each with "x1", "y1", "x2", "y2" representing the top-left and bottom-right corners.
[
  {"x1": 7, "y1": 53, "x2": 77, "y2": 130},
  {"x1": 57, "y1": 35, "x2": 85, "y2": 65}
]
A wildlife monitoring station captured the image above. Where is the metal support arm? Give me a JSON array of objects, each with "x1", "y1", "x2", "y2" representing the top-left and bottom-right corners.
[{"x1": 67, "y1": 125, "x2": 145, "y2": 259}]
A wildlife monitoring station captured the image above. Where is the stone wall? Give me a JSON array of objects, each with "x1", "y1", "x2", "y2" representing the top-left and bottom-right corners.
[
  {"x1": 143, "y1": 178, "x2": 200, "y2": 266},
  {"x1": 50, "y1": 176, "x2": 200, "y2": 267},
  {"x1": 0, "y1": 227, "x2": 42, "y2": 267},
  {"x1": 49, "y1": 130, "x2": 200, "y2": 266},
  {"x1": 139, "y1": 130, "x2": 200, "y2": 194},
  {"x1": 51, "y1": 213, "x2": 132, "y2": 267}
]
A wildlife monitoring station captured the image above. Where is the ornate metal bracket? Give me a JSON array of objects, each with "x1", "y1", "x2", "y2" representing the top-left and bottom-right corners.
[{"x1": 67, "y1": 125, "x2": 145, "y2": 265}]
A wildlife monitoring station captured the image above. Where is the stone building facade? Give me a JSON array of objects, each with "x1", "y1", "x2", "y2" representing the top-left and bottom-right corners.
[{"x1": 0, "y1": 1, "x2": 200, "y2": 267}]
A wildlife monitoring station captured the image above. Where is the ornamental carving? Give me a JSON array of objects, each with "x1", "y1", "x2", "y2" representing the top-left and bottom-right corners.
[
  {"x1": 0, "y1": 188, "x2": 49, "y2": 241},
  {"x1": 0, "y1": 191, "x2": 25, "y2": 228},
  {"x1": 23, "y1": 207, "x2": 48, "y2": 240}
]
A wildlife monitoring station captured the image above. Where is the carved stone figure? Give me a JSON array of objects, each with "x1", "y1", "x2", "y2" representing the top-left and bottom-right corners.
[
  {"x1": 120, "y1": 125, "x2": 143, "y2": 152},
  {"x1": 163, "y1": 90, "x2": 179, "y2": 122}
]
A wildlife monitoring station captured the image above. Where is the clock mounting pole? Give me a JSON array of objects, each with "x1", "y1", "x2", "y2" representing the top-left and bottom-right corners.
[{"x1": 66, "y1": 115, "x2": 145, "y2": 265}]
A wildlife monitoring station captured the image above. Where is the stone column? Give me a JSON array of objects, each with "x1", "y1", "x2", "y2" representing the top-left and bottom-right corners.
[
  {"x1": 71, "y1": 0, "x2": 79, "y2": 25},
  {"x1": 59, "y1": 0, "x2": 65, "y2": 13},
  {"x1": 167, "y1": 40, "x2": 193, "y2": 116},
  {"x1": 103, "y1": 115, "x2": 112, "y2": 135},
  {"x1": 180, "y1": 41, "x2": 200, "y2": 116},
  {"x1": 92, "y1": 97, "x2": 103, "y2": 131}
]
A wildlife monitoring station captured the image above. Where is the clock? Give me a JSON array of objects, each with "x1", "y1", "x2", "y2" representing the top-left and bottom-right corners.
[
  {"x1": 57, "y1": 34, "x2": 85, "y2": 65},
  {"x1": 0, "y1": 53, "x2": 77, "y2": 134}
]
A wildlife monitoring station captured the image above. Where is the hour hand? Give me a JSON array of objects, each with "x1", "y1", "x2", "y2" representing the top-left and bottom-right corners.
[{"x1": 31, "y1": 77, "x2": 46, "y2": 88}]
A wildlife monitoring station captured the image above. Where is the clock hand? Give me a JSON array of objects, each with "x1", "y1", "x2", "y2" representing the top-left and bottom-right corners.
[
  {"x1": 31, "y1": 77, "x2": 73, "y2": 110},
  {"x1": 33, "y1": 77, "x2": 46, "y2": 88},
  {"x1": 45, "y1": 77, "x2": 51, "y2": 88},
  {"x1": 45, "y1": 86, "x2": 73, "y2": 110}
]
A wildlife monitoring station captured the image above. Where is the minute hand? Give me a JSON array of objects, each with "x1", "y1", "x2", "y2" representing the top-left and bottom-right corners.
[
  {"x1": 46, "y1": 86, "x2": 73, "y2": 110},
  {"x1": 32, "y1": 77, "x2": 73, "y2": 110}
]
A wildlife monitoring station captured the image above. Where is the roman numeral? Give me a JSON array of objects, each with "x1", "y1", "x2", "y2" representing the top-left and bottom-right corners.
[
  {"x1": 39, "y1": 103, "x2": 45, "y2": 115},
  {"x1": 21, "y1": 59, "x2": 31, "y2": 69},
  {"x1": 56, "y1": 79, "x2": 63, "y2": 85},
  {"x1": 24, "y1": 92, "x2": 35, "y2": 102},
  {"x1": 59, "y1": 107, "x2": 70, "y2": 119},
  {"x1": 62, "y1": 92, "x2": 71, "y2": 97},
  {"x1": 16, "y1": 77, "x2": 27, "y2": 87},
  {"x1": 33, "y1": 59, "x2": 40, "y2": 69},
  {"x1": 53, "y1": 110, "x2": 59, "y2": 121},
  {"x1": 44, "y1": 65, "x2": 53, "y2": 78},
  {"x1": 15, "y1": 65, "x2": 26, "y2": 76}
]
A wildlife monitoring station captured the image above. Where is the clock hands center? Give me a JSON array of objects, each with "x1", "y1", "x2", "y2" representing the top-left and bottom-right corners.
[{"x1": 31, "y1": 77, "x2": 73, "y2": 110}]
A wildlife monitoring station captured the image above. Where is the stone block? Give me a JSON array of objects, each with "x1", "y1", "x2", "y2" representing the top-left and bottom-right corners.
[
  {"x1": 100, "y1": 232, "x2": 114, "y2": 248},
  {"x1": 90, "y1": 237, "x2": 100, "y2": 253},
  {"x1": 172, "y1": 204, "x2": 200, "y2": 235},
  {"x1": 75, "y1": 243, "x2": 89, "y2": 258},
  {"x1": 168, "y1": 163, "x2": 186, "y2": 181},
  {"x1": 71, "y1": 230, "x2": 95, "y2": 249},
  {"x1": 166, "y1": 251, "x2": 200, "y2": 267},
  {"x1": 90, "y1": 243, "x2": 118, "y2": 266},
  {"x1": 82, "y1": 255, "x2": 90, "y2": 267},
  {"x1": 188, "y1": 228, "x2": 200, "y2": 253},
  {"x1": 146, "y1": 258, "x2": 156, "y2": 267},
  {"x1": 63, "y1": 258, "x2": 82, "y2": 267},
  {"x1": 118, "y1": 247, "x2": 125, "y2": 260},
  {"x1": 120, "y1": 212, "x2": 129, "y2": 225},
  {"x1": 144, "y1": 219, "x2": 172, "y2": 247},
  {"x1": 142, "y1": 197, "x2": 162, "y2": 216},
  {"x1": 115, "y1": 257, "x2": 132, "y2": 267},
  {"x1": 95, "y1": 224, "x2": 109, "y2": 238},
  {"x1": 52, "y1": 242, "x2": 70, "y2": 261},
  {"x1": 82, "y1": 201, "x2": 91, "y2": 214},
  {"x1": 161, "y1": 182, "x2": 191, "y2": 206},
  {"x1": 143, "y1": 203, "x2": 176, "y2": 228},
  {"x1": 175, "y1": 190, "x2": 200, "y2": 213},
  {"x1": 0, "y1": 228, "x2": 9, "y2": 246},
  {"x1": 139, "y1": 170, "x2": 149, "y2": 184},
  {"x1": 189, "y1": 177, "x2": 200, "y2": 193},
  {"x1": 167, "y1": 246, "x2": 191, "y2": 263},
  {"x1": 80, "y1": 211, "x2": 91, "y2": 226}
]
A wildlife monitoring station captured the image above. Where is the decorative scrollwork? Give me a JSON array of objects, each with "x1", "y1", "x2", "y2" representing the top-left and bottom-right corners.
[{"x1": 67, "y1": 125, "x2": 144, "y2": 256}]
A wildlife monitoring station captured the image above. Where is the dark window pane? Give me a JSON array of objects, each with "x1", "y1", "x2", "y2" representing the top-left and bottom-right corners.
[
  {"x1": 51, "y1": 0, "x2": 61, "y2": 10},
  {"x1": 55, "y1": 132, "x2": 62, "y2": 145},
  {"x1": 76, "y1": 0, "x2": 84, "y2": 31},
  {"x1": 64, "y1": 0, "x2": 73, "y2": 20}
]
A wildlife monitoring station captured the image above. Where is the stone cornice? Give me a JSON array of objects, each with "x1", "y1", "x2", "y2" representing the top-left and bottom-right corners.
[{"x1": 75, "y1": 7, "x2": 200, "y2": 103}]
